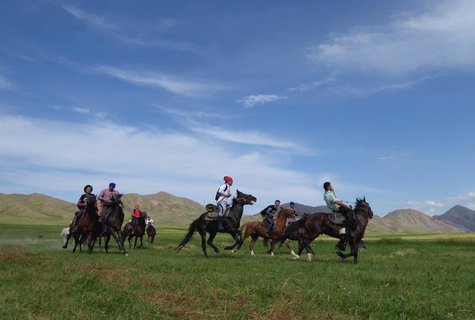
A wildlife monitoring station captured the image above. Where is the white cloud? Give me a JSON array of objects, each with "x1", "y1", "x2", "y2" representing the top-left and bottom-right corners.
[
  {"x1": 309, "y1": 0, "x2": 475, "y2": 77},
  {"x1": 63, "y1": 5, "x2": 116, "y2": 33},
  {"x1": 96, "y1": 66, "x2": 222, "y2": 97},
  {"x1": 0, "y1": 113, "x2": 321, "y2": 210},
  {"x1": 0, "y1": 74, "x2": 15, "y2": 91},
  {"x1": 288, "y1": 74, "x2": 336, "y2": 92},
  {"x1": 72, "y1": 107, "x2": 90, "y2": 114},
  {"x1": 238, "y1": 94, "x2": 287, "y2": 108},
  {"x1": 189, "y1": 125, "x2": 312, "y2": 154}
]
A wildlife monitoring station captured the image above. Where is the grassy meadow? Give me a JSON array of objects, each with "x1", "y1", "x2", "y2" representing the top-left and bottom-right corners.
[{"x1": 1, "y1": 224, "x2": 474, "y2": 320}]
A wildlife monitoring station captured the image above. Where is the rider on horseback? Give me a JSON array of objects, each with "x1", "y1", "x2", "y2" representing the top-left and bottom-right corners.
[
  {"x1": 132, "y1": 204, "x2": 141, "y2": 227},
  {"x1": 323, "y1": 182, "x2": 353, "y2": 250},
  {"x1": 72, "y1": 185, "x2": 95, "y2": 227},
  {"x1": 216, "y1": 176, "x2": 234, "y2": 229},
  {"x1": 97, "y1": 182, "x2": 120, "y2": 232},
  {"x1": 260, "y1": 200, "x2": 282, "y2": 237}
]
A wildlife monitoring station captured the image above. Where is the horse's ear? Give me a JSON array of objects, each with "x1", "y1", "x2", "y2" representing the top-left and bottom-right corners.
[{"x1": 363, "y1": 196, "x2": 366, "y2": 202}]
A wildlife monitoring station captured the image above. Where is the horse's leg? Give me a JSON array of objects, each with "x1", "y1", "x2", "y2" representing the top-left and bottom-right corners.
[
  {"x1": 128, "y1": 234, "x2": 132, "y2": 249},
  {"x1": 104, "y1": 234, "x2": 111, "y2": 254},
  {"x1": 63, "y1": 231, "x2": 73, "y2": 249},
  {"x1": 206, "y1": 231, "x2": 220, "y2": 255},
  {"x1": 111, "y1": 230, "x2": 127, "y2": 255},
  {"x1": 226, "y1": 231, "x2": 241, "y2": 253},
  {"x1": 87, "y1": 233, "x2": 95, "y2": 254},
  {"x1": 284, "y1": 239, "x2": 299, "y2": 258},
  {"x1": 72, "y1": 233, "x2": 80, "y2": 253},
  {"x1": 197, "y1": 228, "x2": 208, "y2": 258},
  {"x1": 138, "y1": 235, "x2": 143, "y2": 248},
  {"x1": 249, "y1": 233, "x2": 259, "y2": 256}
]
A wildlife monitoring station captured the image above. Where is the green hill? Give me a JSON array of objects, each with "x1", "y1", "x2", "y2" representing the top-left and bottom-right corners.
[
  {"x1": 121, "y1": 192, "x2": 205, "y2": 227},
  {"x1": 0, "y1": 192, "x2": 205, "y2": 227},
  {"x1": 0, "y1": 193, "x2": 76, "y2": 225}
]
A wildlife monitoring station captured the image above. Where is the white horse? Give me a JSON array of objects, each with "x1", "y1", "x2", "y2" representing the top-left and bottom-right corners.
[{"x1": 61, "y1": 227, "x2": 70, "y2": 246}]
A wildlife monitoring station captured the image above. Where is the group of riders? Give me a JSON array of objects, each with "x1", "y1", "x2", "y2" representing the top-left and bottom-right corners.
[
  {"x1": 71, "y1": 182, "x2": 154, "y2": 235},
  {"x1": 215, "y1": 176, "x2": 355, "y2": 249},
  {"x1": 70, "y1": 176, "x2": 356, "y2": 251}
]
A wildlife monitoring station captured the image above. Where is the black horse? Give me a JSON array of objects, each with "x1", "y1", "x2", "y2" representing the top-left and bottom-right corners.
[
  {"x1": 279, "y1": 198, "x2": 373, "y2": 264},
  {"x1": 101, "y1": 194, "x2": 127, "y2": 255},
  {"x1": 146, "y1": 224, "x2": 156, "y2": 244},
  {"x1": 177, "y1": 190, "x2": 256, "y2": 257}
]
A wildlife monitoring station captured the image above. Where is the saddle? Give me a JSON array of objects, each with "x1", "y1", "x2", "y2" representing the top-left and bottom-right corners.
[
  {"x1": 328, "y1": 212, "x2": 347, "y2": 226},
  {"x1": 260, "y1": 219, "x2": 271, "y2": 229},
  {"x1": 204, "y1": 204, "x2": 231, "y2": 221}
]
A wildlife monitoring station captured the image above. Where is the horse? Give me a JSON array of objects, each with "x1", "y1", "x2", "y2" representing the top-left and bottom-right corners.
[
  {"x1": 101, "y1": 194, "x2": 127, "y2": 255},
  {"x1": 238, "y1": 208, "x2": 311, "y2": 258},
  {"x1": 177, "y1": 190, "x2": 257, "y2": 258},
  {"x1": 122, "y1": 211, "x2": 147, "y2": 249},
  {"x1": 62, "y1": 194, "x2": 101, "y2": 254},
  {"x1": 60, "y1": 227, "x2": 70, "y2": 246},
  {"x1": 279, "y1": 198, "x2": 373, "y2": 264},
  {"x1": 146, "y1": 224, "x2": 156, "y2": 244}
]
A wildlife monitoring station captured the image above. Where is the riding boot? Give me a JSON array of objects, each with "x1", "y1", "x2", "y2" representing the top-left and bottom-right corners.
[{"x1": 218, "y1": 215, "x2": 225, "y2": 230}]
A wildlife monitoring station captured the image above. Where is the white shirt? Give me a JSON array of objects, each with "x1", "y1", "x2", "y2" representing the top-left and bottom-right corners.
[
  {"x1": 146, "y1": 218, "x2": 154, "y2": 225},
  {"x1": 216, "y1": 183, "x2": 232, "y2": 203}
]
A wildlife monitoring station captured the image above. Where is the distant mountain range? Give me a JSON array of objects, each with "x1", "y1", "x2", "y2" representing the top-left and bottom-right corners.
[{"x1": 0, "y1": 192, "x2": 473, "y2": 234}]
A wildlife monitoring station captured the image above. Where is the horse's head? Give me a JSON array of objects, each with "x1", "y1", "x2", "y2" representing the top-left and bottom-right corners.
[
  {"x1": 279, "y1": 208, "x2": 295, "y2": 219},
  {"x1": 109, "y1": 193, "x2": 123, "y2": 206},
  {"x1": 354, "y1": 197, "x2": 373, "y2": 219},
  {"x1": 84, "y1": 194, "x2": 97, "y2": 208},
  {"x1": 235, "y1": 190, "x2": 257, "y2": 206},
  {"x1": 141, "y1": 211, "x2": 148, "y2": 220}
]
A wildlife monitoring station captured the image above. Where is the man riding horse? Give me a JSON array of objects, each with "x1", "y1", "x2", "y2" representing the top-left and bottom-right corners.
[
  {"x1": 70, "y1": 185, "x2": 95, "y2": 231},
  {"x1": 323, "y1": 181, "x2": 355, "y2": 250},
  {"x1": 216, "y1": 176, "x2": 234, "y2": 229},
  {"x1": 97, "y1": 182, "x2": 120, "y2": 232}
]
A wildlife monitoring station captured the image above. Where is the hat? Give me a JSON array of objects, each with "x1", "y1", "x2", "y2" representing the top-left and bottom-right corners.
[
  {"x1": 109, "y1": 182, "x2": 116, "y2": 188},
  {"x1": 84, "y1": 185, "x2": 93, "y2": 192},
  {"x1": 223, "y1": 176, "x2": 233, "y2": 183}
]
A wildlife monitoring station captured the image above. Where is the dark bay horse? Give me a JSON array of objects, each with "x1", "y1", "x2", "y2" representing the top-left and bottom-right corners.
[
  {"x1": 102, "y1": 194, "x2": 127, "y2": 255},
  {"x1": 146, "y1": 224, "x2": 156, "y2": 244},
  {"x1": 177, "y1": 190, "x2": 256, "y2": 258},
  {"x1": 239, "y1": 208, "x2": 307, "y2": 258},
  {"x1": 280, "y1": 198, "x2": 373, "y2": 264},
  {"x1": 122, "y1": 211, "x2": 147, "y2": 249},
  {"x1": 63, "y1": 194, "x2": 100, "y2": 254}
]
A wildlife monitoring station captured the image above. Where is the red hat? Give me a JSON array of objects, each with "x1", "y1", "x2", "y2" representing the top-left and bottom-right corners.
[{"x1": 224, "y1": 176, "x2": 233, "y2": 183}]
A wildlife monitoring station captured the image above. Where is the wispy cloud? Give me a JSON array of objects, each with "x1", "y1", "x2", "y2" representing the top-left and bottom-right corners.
[
  {"x1": 0, "y1": 112, "x2": 319, "y2": 208},
  {"x1": 309, "y1": 0, "x2": 475, "y2": 77},
  {"x1": 238, "y1": 94, "x2": 287, "y2": 108},
  {"x1": 189, "y1": 125, "x2": 312, "y2": 154},
  {"x1": 63, "y1": 5, "x2": 116, "y2": 33},
  {"x1": 0, "y1": 74, "x2": 15, "y2": 91},
  {"x1": 96, "y1": 66, "x2": 223, "y2": 97},
  {"x1": 72, "y1": 107, "x2": 90, "y2": 114},
  {"x1": 157, "y1": 106, "x2": 232, "y2": 121},
  {"x1": 288, "y1": 74, "x2": 337, "y2": 92}
]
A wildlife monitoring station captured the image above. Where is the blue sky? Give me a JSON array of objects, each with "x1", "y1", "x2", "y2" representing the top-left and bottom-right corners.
[{"x1": 1, "y1": 0, "x2": 474, "y2": 216}]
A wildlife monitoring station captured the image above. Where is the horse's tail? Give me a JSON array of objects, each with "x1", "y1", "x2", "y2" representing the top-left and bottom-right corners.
[
  {"x1": 277, "y1": 215, "x2": 308, "y2": 245},
  {"x1": 176, "y1": 217, "x2": 201, "y2": 252}
]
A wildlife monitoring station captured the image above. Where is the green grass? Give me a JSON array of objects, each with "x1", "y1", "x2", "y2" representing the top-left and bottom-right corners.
[{"x1": 1, "y1": 224, "x2": 474, "y2": 320}]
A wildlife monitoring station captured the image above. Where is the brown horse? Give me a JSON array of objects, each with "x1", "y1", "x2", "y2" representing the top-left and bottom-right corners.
[
  {"x1": 122, "y1": 211, "x2": 147, "y2": 249},
  {"x1": 63, "y1": 194, "x2": 100, "y2": 254},
  {"x1": 279, "y1": 198, "x2": 373, "y2": 264},
  {"x1": 177, "y1": 190, "x2": 256, "y2": 258},
  {"x1": 239, "y1": 208, "x2": 304, "y2": 258},
  {"x1": 146, "y1": 224, "x2": 156, "y2": 244}
]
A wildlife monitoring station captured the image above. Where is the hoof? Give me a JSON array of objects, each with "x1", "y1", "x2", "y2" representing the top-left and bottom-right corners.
[
  {"x1": 270, "y1": 252, "x2": 274, "y2": 257},
  {"x1": 292, "y1": 255, "x2": 300, "y2": 261},
  {"x1": 306, "y1": 253, "x2": 312, "y2": 262},
  {"x1": 250, "y1": 251, "x2": 255, "y2": 256}
]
